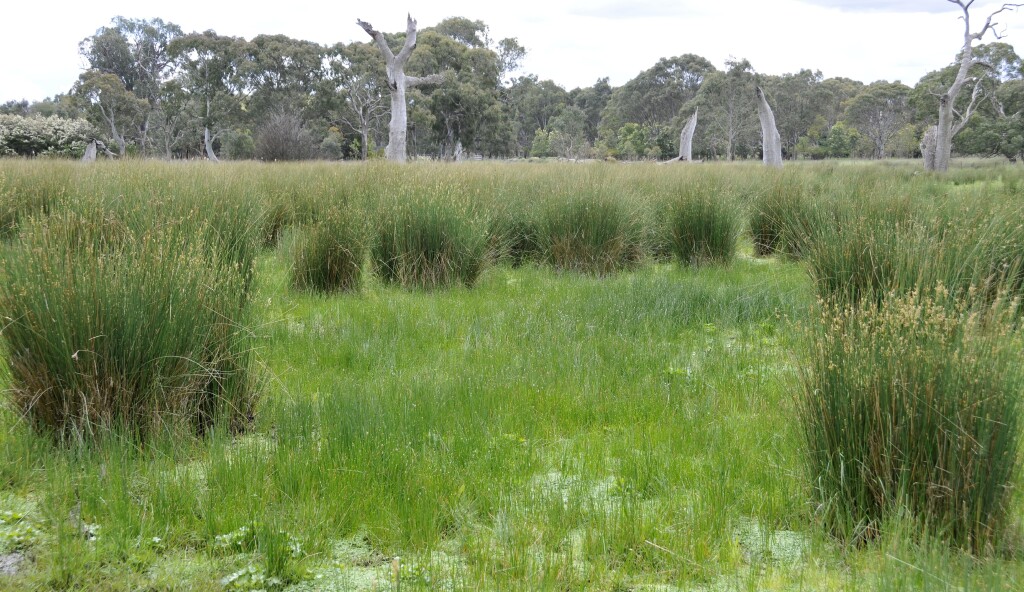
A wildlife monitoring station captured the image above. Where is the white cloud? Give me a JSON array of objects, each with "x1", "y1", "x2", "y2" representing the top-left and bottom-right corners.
[{"x1": 1, "y1": 0, "x2": 1022, "y2": 101}]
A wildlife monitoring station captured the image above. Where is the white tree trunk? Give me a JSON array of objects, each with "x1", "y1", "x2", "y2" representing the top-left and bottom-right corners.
[
  {"x1": 921, "y1": 125, "x2": 938, "y2": 171},
  {"x1": 359, "y1": 15, "x2": 445, "y2": 163},
  {"x1": 204, "y1": 127, "x2": 219, "y2": 162},
  {"x1": 928, "y1": 1, "x2": 1023, "y2": 171},
  {"x1": 756, "y1": 87, "x2": 783, "y2": 168},
  {"x1": 678, "y1": 108, "x2": 698, "y2": 161},
  {"x1": 387, "y1": 71, "x2": 409, "y2": 162},
  {"x1": 81, "y1": 141, "x2": 97, "y2": 162},
  {"x1": 203, "y1": 97, "x2": 219, "y2": 162},
  {"x1": 99, "y1": 103, "x2": 126, "y2": 157}
]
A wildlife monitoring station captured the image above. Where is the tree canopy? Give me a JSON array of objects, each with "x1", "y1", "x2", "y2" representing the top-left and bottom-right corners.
[{"x1": 4, "y1": 14, "x2": 1024, "y2": 162}]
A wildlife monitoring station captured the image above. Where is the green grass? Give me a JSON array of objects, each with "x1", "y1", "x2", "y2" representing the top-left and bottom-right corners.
[{"x1": 0, "y1": 160, "x2": 1023, "y2": 590}]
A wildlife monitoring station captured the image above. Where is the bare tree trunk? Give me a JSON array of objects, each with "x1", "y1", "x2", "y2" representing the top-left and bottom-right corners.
[
  {"x1": 203, "y1": 98, "x2": 219, "y2": 162},
  {"x1": 921, "y1": 125, "x2": 938, "y2": 170},
  {"x1": 81, "y1": 141, "x2": 97, "y2": 162},
  {"x1": 678, "y1": 108, "x2": 698, "y2": 161},
  {"x1": 358, "y1": 15, "x2": 445, "y2": 163},
  {"x1": 929, "y1": 1, "x2": 1022, "y2": 171},
  {"x1": 99, "y1": 103, "x2": 126, "y2": 157},
  {"x1": 139, "y1": 111, "x2": 150, "y2": 156},
  {"x1": 204, "y1": 127, "x2": 219, "y2": 162},
  {"x1": 756, "y1": 87, "x2": 783, "y2": 168}
]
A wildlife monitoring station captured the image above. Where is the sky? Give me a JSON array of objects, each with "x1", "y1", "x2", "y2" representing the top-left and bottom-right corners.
[{"x1": 2, "y1": 0, "x2": 1023, "y2": 102}]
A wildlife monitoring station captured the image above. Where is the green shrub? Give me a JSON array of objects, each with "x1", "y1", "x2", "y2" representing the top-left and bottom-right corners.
[
  {"x1": 536, "y1": 195, "x2": 643, "y2": 275},
  {"x1": 0, "y1": 211, "x2": 258, "y2": 440},
  {"x1": 372, "y1": 198, "x2": 488, "y2": 289},
  {"x1": 801, "y1": 291, "x2": 1021, "y2": 552},
  {"x1": 664, "y1": 184, "x2": 739, "y2": 266},
  {"x1": 0, "y1": 114, "x2": 93, "y2": 158},
  {"x1": 291, "y1": 209, "x2": 365, "y2": 293}
]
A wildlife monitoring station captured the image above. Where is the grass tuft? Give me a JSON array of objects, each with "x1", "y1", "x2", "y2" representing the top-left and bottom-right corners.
[{"x1": 800, "y1": 290, "x2": 1021, "y2": 552}]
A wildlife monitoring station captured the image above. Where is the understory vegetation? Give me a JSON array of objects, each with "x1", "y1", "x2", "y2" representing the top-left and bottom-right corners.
[{"x1": 1, "y1": 160, "x2": 1024, "y2": 590}]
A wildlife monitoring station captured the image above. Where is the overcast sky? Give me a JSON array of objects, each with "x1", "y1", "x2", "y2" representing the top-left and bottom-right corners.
[{"x1": 2, "y1": 1, "x2": 1022, "y2": 102}]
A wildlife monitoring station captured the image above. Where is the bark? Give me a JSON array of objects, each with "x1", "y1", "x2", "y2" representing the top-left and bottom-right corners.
[
  {"x1": 358, "y1": 15, "x2": 444, "y2": 162},
  {"x1": 203, "y1": 98, "x2": 219, "y2": 162},
  {"x1": 99, "y1": 103, "x2": 126, "y2": 156},
  {"x1": 756, "y1": 87, "x2": 783, "y2": 168},
  {"x1": 928, "y1": 1, "x2": 1023, "y2": 171},
  {"x1": 204, "y1": 127, "x2": 219, "y2": 162},
  {"x1": 81, "y1": 141, "x2": 97, "y2": 162},
  {"x1": 921, "y1": 125, "x2": 938, "y2": 171},
  {"x1": 678, "y1": 108, "x2": 698, "y2": 161}
]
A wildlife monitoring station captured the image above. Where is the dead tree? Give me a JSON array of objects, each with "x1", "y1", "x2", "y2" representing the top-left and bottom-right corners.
[
  {"x1": 358, "y1": 15, "x2": 444, "y2": 162},
  {"x1": 756, "y1": 87, "x2": 783, "y2": 167},
  {"x1": 678, "y1": 108, "x2": 698, "y2": 161},
  {"x1": 81, "y1": 141, "x2": 98, "y2": 162},
  {"x1": 924, "y1": 1, "x2": 1023, "y2": 172}
]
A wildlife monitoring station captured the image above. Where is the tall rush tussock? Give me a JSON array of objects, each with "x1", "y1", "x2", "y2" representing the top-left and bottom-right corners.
[
  {"x1": 292, "y1": 206, "x2": 366, "y2": 293},
  {"x1": 0, "y1": 209, "x2": 259, "y2": 440},
  {"x1": 662, "y1": 178, "x2": 739, "y2": 266},
  {"x1": 536, "y1": 193, "x2": 644, "y2": 275},
  {"x1": 801, "y1": 289, "x2": 1022, "y2": 552},
  {"x1": 372, "y1": 195, "x2": 488, "y2": 289}
]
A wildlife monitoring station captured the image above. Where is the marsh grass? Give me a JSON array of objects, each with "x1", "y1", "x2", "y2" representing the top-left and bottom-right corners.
[
  {"x1": 372, "y1": 196, "x2": 488, "y2": 289},
  {"x1": 749, "y1": 171, "x2": 808, "y2": 258},
  {"x1": 1, "y1": 160, "x2": 1024, "y2": 590},
  {"x1": 801, "y1": 290, "x2": 1022, "y2": 552},
  {"x1": 535, "y1": 193, "x2": 644, "y2": 274},
  {"x1": 291, "y1": 207, "x2": 366, "y2": 293},
  {"x1": 662, "y1": 178, "x2": 740, "y2": 266},
  {"x1": 0, "y1": 208, "x2": 259, "y2": 439}
]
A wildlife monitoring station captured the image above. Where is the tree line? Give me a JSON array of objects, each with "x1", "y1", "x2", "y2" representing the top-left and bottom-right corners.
[{"x1": 2, "y1": 14, "x2": 1024, "y2": 162}]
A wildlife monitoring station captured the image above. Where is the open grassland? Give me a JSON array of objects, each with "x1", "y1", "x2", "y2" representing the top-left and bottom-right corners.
[{"x1": 1, "y1": 160, "x2": 1024, "y2": 590}]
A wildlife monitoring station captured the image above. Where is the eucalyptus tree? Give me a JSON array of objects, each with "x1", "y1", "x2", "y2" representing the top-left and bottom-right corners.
[
  {"x1": 357, "y1": 15, "x2": 445, "y2": 162},
  {"x1": 169, "y1": 31, "x2": 250, "y2": 161},
  {"x1": 922, "y1": 0, "x2": 1023, "y2": 171},
  {"x1": 411, "y1": 19, "x2": 511, "y2": 158},
  {"x1": 72, "y1": 70, "x2": 149, "y2": 156},
  {"x1": 761, "y1": 69, "x2": 832, "y2": 156},
  {"x1": 568, "y1": 78, "x2": 613, "y2": 144},
  {"x1": 244, "y1": 34, "x2": 326, "y2": 118},
  {"x1": 318, "y1": 42, "x2": 388, "y2": 160},
  {"x1": 694, "y1": 59, "x2": 758, "y2": 160},
  {"x1": 756, "y1": 87, "x2": 783, "y2": 167},
  {"x1": 79, "y1": 17, "x2": 183, "y2": 154},
  {"x1": 507, "y1": 76, "x2": 570, "y2": 154},
  {"x1": 602, "y1": 55, "x2": 715, "y2": 131},
  {"x1": 843, "y1": 81, "x2": 913, "y2": 158}
]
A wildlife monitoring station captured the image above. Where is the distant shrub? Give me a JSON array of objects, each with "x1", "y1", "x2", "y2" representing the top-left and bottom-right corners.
[
  {"x1": 221, "y1": 128, "x2": 256, "y2": 161},
  {"x1": 801, "y1": 291, "x2": 1021, "y2": 552},
  {"x1": 255, "y1": 112, "x2": 317, "y2": 162},
  {"x1": 536, "y1": 195, "x2": 643, "y2": 275},
  {"x1": 0, "y1": 114, "x2": 94, "y2": 158},
  {"x1": 292, "y1": 208, "x2": 365, "y2": 293},
  {"x1": 372, "y1": 199, "x2": 487, "y2": 289},
  {"x1": 0, "y1": 211, "x2": 258, "y2": 440}
]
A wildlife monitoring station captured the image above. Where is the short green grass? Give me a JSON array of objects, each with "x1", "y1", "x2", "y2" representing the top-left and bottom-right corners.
[{"x1": 1, "y1": 160, "x2": 1023, "y2": 590}]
